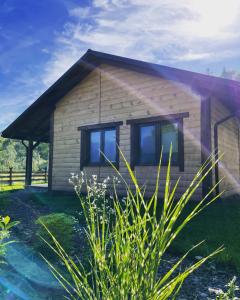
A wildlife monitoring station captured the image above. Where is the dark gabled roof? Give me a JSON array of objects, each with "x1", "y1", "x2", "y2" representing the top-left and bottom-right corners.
[{"x1": 2, "y1": 49, "x2": 240, "y2": 142}]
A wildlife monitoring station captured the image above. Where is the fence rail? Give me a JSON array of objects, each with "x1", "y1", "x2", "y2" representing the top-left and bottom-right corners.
[{"x1": 0, "y1": 168, "x2": 48, "y2": 186}]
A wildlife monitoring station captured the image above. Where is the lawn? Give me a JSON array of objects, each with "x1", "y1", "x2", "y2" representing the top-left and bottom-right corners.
[
  {"x1": 29, "y1": 190, "x2": 79, "y2": 213},
  {"x1": 0, "y1": 183, "x2": 24, "y2": 192},
  {"x1": 0, "y1": 187, "x2": 240, "y2": 273},
  {"x1": 171, "y1": 197, "x2": 240, "y2": 272},
  {"x1": 0, "y1": 186, "x2": 239, "y2": 300},
  {"x1": 30, "y1": 191, "x2": 240, "y2": 272},
  {"x1": 0, "y1": 185, "x2": 24, "y2": 212}
]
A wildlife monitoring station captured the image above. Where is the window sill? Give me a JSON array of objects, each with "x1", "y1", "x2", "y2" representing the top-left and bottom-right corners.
[
  {"x1": 134, "y1": 163, "x2": 180, "y2": 167},
  {"x1": 132, "y1": 162, "x2": 183, "y2": 172}
]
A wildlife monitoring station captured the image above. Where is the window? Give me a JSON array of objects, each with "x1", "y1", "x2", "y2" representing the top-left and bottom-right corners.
[
  {"x1": 79, "y1": 121, "x2": 123, "y2": 169},
  {"x1": 161, "y1": 123, "x2": 178, "y2": 164},
  {"x1": 88, "y1": 129, "x2": 116, "y2": 164},
  {"x1": 139, "y1": 125, "x2": 156, "y2": 164},
  {"x1": 127, "y1": 113, "x2": 189, "y2": 171},
  {"x1": 104, "y1": 130, "x2": 117, "y2": 162},
  {"x1": 90, "y1": 131, "x2": 101, "y2": 163}
]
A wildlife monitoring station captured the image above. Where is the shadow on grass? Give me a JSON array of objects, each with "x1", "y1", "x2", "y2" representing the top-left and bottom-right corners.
[
  {"x1": 170, "y1": 196, "x2": 240, "y2": 272},
  {"x1": 1, "y1": 186, "x2": 240, "y2": 272},
  {"x1": 29, "y1": 191, "x2": 80, "y2": 214}
]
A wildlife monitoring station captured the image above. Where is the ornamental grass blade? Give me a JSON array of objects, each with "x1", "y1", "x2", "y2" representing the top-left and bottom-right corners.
[
  {"x1": 42, "y1": 148, "x2": 224, "y2": 300},
  {"x1": 154, "y1": 246, "x2": 224, "y2": 300}
]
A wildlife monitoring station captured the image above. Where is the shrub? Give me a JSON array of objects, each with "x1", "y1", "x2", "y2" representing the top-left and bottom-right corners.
[
  {"x1": 35, "y1": 213, "x2": 75, "y2": 257},
  {"x1": 44, "y1": 149, "x2": 223, "y2": 299},
  {"x1": 0, "y1": 215, "x2": 19, "y2": 261},
  {"x1": 69, "y1": 172, "x2": 118, "y2": 221}
]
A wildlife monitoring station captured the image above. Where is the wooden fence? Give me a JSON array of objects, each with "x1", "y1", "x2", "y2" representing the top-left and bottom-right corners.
[{"x1": 0, "y1": 168, "x2": 48, "y2": 186}]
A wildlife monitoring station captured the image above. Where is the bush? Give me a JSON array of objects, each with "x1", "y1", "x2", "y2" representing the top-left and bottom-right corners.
[
  {"x1": 35, "y1": 213, "x2": 75, "y2": 258},
  {"x1": 0, "y1": 215, "x2": 19, "y2": 260}
]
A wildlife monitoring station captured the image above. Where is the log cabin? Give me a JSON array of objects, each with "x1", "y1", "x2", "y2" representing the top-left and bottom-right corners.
[{"x1": 2, "y1": 49, "x2": 240, "y2": 199}]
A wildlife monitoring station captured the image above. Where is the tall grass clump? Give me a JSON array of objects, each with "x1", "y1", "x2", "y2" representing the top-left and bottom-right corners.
[{"x1": 43, "y1": 149, "x2": 223, "y2": 299}]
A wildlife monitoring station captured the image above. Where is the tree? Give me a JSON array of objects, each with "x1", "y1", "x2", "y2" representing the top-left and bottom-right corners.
[
  {"x1": 0, "y1": 137, "x2": 48, "y2": 171},
  {"x1": 221, "y1": 67, "x2": 240, "y2": 81}
]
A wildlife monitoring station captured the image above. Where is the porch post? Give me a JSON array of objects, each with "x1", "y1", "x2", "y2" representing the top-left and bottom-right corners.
[
  {"x1": 22, "y1": 140, "x2": 40, "y2": 187},
  {"x1": 25, "y1": 140, "x2": 34, "y2": 186}
]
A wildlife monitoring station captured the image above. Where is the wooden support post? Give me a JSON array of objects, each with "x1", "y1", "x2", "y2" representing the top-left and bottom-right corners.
[
  {"x1": 25, "y1": 141, "x2": 33, "y2": 186},
  {"x1": 44, "y1": 167, "x2": 47, "y2": 183},
  {"x1": 9, "y1": 167, "x2": 13, "y2": 186},
  {"x1": 22, "y1": 140, "x2": 40, "y2": 187}
]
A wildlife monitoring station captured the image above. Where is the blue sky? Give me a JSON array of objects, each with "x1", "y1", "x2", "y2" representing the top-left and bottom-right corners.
[{"x1": 1, "y1": 0, "x2": 240, "y2": 132}]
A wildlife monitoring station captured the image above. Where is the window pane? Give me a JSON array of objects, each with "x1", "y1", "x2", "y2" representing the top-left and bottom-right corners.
[
  {"x1": 161, "y1": 123, "x2": 178, "y2": 163},
  {"x1": 139, "y1": 125, "x2": 156, "y2": 163},
  {"x1": 90, "y1": 131, "x2": 101, "y2": 163},
  {"x1": 104, "y1": 130, "x2": 116, "y2": 162}
]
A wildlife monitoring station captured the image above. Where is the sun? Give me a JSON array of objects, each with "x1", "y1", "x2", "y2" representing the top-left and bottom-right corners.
[{"x1": 185, "y1": 0, "x2": 240, "y2": 38}]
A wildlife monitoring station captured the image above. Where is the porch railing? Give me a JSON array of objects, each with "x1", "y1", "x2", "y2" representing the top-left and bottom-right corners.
[{"x1": 0, "y1": 167, "x2": 48, "y2": 186}]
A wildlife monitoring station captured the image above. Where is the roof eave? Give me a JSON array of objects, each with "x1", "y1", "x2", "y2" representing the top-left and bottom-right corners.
[{"x1": 2, "y1": 49, "x2": 240, "y2": 141}]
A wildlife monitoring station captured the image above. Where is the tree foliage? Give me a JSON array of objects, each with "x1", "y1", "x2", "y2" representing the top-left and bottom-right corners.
[
  {"x1": 0, "y1": 137, "x2": 48, "y2": 171},
  {"x1": 221, "y1": 67, "x2": 240, "y2": 81}
]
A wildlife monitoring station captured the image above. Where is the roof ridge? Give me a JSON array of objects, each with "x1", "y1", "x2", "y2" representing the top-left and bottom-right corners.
[
  {"x1": 2, "y1": 49, "x2": 240, "y2": 141},
  {"x1": 88, "y1": 49, "x2": 240, "y2": 86}
]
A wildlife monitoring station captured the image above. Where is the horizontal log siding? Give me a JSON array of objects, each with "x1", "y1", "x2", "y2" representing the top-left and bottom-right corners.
[
  {"x1": 52, "y1": 64, "x2": 202, "y2": 199},
  {"x1": 211, "y1": 98, "x2": 240, "y2": 196}
]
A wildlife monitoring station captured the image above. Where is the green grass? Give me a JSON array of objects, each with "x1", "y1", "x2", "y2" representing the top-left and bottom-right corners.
[
  {"x1": 0, "y1": 187, "x2": 23, "y2": 212},
  {"x1": 30, "y1": 191, "x2": 79, "y2": 214},
  {"x1": 1, "y1": 185, "x2": 239, "y2": 272},
  {"x1": 44, "y1": 154, "x2": 223, "y2": 300},
  {"x1": 171, "y1": 197, "x2": 240, "y2": 272},
  {"x1": 34, "y1": 191, "x2": 239, "y2": 272},
  {"x1": 0, "y1": 181, "x2": 46, "y2": 192},
  {"x1": 0, "y1": 183, "x2": 24, "y2": 191}
]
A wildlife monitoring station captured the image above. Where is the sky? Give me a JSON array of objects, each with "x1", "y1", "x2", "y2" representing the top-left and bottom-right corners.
[{"x1": 1, "y1": 0, "x2": 240, "y2": 132}]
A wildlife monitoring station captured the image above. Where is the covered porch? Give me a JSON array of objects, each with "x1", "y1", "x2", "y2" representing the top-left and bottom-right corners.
[
  {"x1": 21, "y1": 140, "x2": 51, "y2": 188},
  {"x1": 1, "y1": 52, "x2": 94, "y2": 190},
  {"x1": 1, "y1": 103, "x2": 54, "y2": 190}
]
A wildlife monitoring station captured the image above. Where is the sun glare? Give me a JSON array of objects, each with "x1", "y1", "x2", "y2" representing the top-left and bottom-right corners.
[{"x1": 185, "y1": 0, "x2": 240, "y2": 38}]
